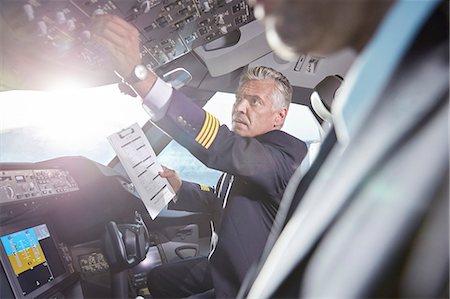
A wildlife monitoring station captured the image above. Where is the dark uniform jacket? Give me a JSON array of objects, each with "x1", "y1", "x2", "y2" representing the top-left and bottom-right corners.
[{"x1": 154, "y1": 89, "x2": 307, "y2": 297}]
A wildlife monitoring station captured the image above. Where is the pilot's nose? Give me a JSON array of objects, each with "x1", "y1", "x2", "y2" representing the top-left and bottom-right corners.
[{"x1": 234, "y1": 99, "x2": 247, "y2": 114}]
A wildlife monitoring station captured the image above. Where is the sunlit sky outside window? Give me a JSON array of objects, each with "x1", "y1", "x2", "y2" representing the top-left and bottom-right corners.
[{"x1": 0, "y1": 84, "x2": 150, "y2": 164}]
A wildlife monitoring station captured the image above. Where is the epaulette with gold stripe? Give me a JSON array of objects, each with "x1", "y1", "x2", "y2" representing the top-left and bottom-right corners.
[
  {"x1": 200, "y1": 185, "x2": 211, "y2": 192},
  {"x1": 195, "y1": 111, "x2": 219, "y2": 149}
]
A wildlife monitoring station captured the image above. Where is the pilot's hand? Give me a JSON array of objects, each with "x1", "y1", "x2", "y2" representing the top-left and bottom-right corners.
[
  {"x1": 91, "y1": 14, "x2": 157, "y2": 97},
  {"x1": 91, "y1": 14, "x2": 141, "y2": 79},
  {"x1": 160, "y1": 166, "x2": 182, "y2": 194}
]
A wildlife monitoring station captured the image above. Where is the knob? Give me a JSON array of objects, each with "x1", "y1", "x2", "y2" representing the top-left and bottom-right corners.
[
  {"x1": 67, "y1": 19, "x2": 76, "y2": 31},
  {"x1": 203, "y1": 2, "x2": 211, "y2": 12},
  {"x1": 23, "y1": 4, "x2": 34, "y2": 21},
  {"x1": 38, "y1": 21, "x2": 48, "y2": 36},
  {"x1": 219, "y1": 25, "x2": 228, "y2": 34},
  {"x1": 56, "y1": 11, "x2": 66, "y2": 24},
  {"x1": 217, "y1": 14, "x2": 225, "y2": 25},
  {"x1": 6, "y1": 186, "x2": 14, "y2": 199},
  {"x1": 81, "y1": 30, "x2": 91, "y2": 41},
  {"x1": 141, "y1": 0, "x2": 152, "y2": 13}
]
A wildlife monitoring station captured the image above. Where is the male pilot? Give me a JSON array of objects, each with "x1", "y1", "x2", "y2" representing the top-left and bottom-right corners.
[
  {"x1": 239, "y1": 0, "x2": 448, "y2": 298},
  {"x1": 92, "y1": 16, "x2": 307, "y2": 298}
]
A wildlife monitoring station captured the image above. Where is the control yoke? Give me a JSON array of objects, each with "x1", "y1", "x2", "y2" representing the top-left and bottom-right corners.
[{"x1": 103, "y1": 212, "x2": 150, "y2": 270}]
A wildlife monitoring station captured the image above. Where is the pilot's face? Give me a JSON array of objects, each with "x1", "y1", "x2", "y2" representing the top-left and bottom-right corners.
[
  {"x1": 232, "y1": 79, "x2": 286, "y2": 137},
  {"x1": 249, "y1": 0, "x2": 392, "y2": 57}
]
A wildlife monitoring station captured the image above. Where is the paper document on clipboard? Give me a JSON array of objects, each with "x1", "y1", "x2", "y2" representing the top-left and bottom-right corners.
[{"x1": 107, "y1": 123, "x2": 175, "y2": 219}]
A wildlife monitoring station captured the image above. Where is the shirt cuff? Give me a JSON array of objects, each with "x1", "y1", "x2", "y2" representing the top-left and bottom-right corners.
[{"x1": 141, "y1": 78, "x2": 173, "y2": 121}]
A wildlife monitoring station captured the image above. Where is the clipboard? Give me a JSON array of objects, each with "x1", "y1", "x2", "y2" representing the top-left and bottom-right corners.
[{"x1": 108, "y1": 123, "x2": 175, "y2": 219}]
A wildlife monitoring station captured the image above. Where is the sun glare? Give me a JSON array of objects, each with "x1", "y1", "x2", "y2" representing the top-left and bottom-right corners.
[
  {"x1": 44, "y1": 80, "x2": 88, "y2": 92},
  {"x1": 0, "y1": 84, "x2": 150, "y2": 162}
]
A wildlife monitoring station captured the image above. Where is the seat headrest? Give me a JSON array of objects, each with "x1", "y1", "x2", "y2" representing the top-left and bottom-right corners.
[{"x1": 310, "y1": 75, "x2": 343, "y2": 123}]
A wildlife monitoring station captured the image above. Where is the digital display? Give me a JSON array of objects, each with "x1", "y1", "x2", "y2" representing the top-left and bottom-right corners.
[{"x1": 0, "y1": 224, "x2": 65, "y2": 296}]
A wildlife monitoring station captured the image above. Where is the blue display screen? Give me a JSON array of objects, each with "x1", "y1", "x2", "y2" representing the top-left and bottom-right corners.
[{"x1": 0, "y1": 224, "x2": 65, "y2": 296}]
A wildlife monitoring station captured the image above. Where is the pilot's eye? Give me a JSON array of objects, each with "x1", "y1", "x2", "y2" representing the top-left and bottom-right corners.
[{"x1": 250, "y1": 98, "x2": 262, "y2": 106}]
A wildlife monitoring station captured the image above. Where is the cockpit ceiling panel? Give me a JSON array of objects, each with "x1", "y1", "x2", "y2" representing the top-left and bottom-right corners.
[{"x1": 0, "y1": 0, "x2": 254, "y2": 90}]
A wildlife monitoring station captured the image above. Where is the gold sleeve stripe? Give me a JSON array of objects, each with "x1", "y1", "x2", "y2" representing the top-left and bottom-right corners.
[
  {"x1": 195, "y1": 112, "x2": 211, "y2": 143},
  {"x1": 204, "y1": 117, "x2": 219, "y2": 149},
  {"x1": 201, "y1": 116, "x2": 217, "y2": 148},
  {"x1": 198, "y1": 113, "x2": 215, "y2": 145},
  {"x1": 200, "y1": 185, "x2": 210, "y2": 192}
]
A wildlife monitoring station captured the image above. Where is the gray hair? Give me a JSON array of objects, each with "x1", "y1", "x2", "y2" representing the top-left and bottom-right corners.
[{"x1": 239, "y1": 66, "x2": 293, "y2": 110}]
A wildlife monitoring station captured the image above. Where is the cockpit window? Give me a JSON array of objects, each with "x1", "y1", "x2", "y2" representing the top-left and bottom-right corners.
[
  {"x1": 157, "y1": 141, "x2": 222, "y2": 187},
  {"x1": 0, "y1": 85, "x2": 149, "y2": 164}
]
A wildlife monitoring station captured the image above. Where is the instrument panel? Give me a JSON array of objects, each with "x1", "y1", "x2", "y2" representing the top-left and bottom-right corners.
[
  {"x1": 1, "y1": 0, "x2": 255, "y2": 89},
  {"x1": 0, "y1": 156, "x2": 156, "y2": 298},
  {"x1": 0, "y1": 169, "x2": 79, "y2": 204}
]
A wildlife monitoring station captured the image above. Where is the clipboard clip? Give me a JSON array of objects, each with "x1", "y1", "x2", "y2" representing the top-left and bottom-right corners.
[{"x1": 119, "y1": 127, "x2": 135, "y2": 139}]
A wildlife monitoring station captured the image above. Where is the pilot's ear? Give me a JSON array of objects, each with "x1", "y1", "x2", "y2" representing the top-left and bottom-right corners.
[{"x1": 274, "y1": 107, "x2": 288, "y2": 127}]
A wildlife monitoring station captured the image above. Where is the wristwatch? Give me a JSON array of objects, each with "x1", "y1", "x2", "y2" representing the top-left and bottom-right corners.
[{"x1": 123, "y1": 64, "x2": 149, "y2": 85}]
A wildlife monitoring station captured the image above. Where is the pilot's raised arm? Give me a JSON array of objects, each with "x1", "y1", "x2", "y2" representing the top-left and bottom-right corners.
[{"x1": 92, "y1": 14, "x2": 307, "y2": 298}]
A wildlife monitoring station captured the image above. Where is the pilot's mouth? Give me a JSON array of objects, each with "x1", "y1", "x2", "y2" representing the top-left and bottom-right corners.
[{"x1": 233, "y1": 119, "x2": 248, "y2": 127}]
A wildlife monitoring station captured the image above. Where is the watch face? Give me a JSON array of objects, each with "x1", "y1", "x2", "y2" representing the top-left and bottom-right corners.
[{"x1": 134, "y1": 65, "x2": 148, "y2": 80}]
